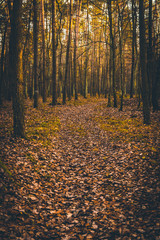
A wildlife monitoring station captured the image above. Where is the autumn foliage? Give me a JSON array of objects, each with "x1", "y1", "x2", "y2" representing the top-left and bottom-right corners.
[{"x1": 0, "y1": 97, "x2": 159, "y2": 239}]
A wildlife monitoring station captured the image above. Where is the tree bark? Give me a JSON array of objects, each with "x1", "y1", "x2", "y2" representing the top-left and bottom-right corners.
[
  {"x1": 74, "y1": 0, "x2": 81, "y2": 100},
  {"x1": 33, "y1": 0, "x2": 39, "y2": 108},
  {"x1": 83, "y1": 0, "x2": 89, "y2": 98},
  {"x1": 22, "y1": 6, "x2": 31, "y2": 99},
  {"x1": 107, "y1": 0, "x2": 117, "y2": 107},
  {"x1": 63, "y1": 0, "x2": 73, "y2": 104},
  {"x1": 130, "y1": 0, "x2": 136, "y2": 98},
  {"x1": 152, "y1": 56, "x2": 160, "y2": 111},
  {"x1": 41, "y1": 0, "x2": 47, "y2": 102},
  {"x1": 148, "y1": 0, "x2": 158, "y2": 111},
  {"x1": 97, "y1": 31, "x2": 101, "y2": 97},
  {"x1": 0, "y1": 24, "x2": 7, "y2": 105},
  {"x1": 117, "y1": 4, "x2": 124, "y2": 111},
  {"x1": 10, "y1": 0, "x2": 25, "y2": 137},
  {"x1": 139, "y1": 0, "x2": 150, "y2": 124},
  {"x1": 52, "y1": 0, "x2": 57, "y2": 105}
]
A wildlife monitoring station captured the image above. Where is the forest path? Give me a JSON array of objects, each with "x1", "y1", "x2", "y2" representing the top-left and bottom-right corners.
[
  {"x1": 48, "y1": 100, "x2": 159, "y2": 239},
  {"x1": 0, "y1": 98, "x2": 159, "y2": 239}
]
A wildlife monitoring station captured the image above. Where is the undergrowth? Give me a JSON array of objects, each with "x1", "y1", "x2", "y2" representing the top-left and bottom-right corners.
[
  {"x1": 26, "y1": 103, "x2": 61, "y2": 146},
  {"x1": 95, "y1": 114, "x2": 159, "y2": 159}
]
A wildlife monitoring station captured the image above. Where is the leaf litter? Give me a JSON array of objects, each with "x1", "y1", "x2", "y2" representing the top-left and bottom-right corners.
[{"x1": 0, "y1": 97, "x2": 159, "y2": 239}]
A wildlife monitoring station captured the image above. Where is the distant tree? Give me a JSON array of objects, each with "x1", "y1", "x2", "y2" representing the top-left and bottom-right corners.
[
  {"x1": 41, "y1": 0, "x2": 47, "y2": 102},
  {"x1": 10, "y1": 0, "x2": 25, "y2": 137},
  {"x1": 130, "y1": 0, "x2": 136, "y2": 99},
  {"x1": 152, "y1": 55, "x2": 160, "y2": 111},
  {"x1": 1, "y1": 0, "x2": 159, "y2": 117},
  {"x1": 63, "y1": 0, "x2": 73, "y2": 104},
  {"x1": 149, "y1": 0, "x2": 159, "y2": 111},
  {"x1": 139, "y1": 0, "x2": 150, "y2": 124},
  {"x1": 23, "y1": 4, "x2": 32, "y2": 99},
  {"x1": 107, "y1": 0, "x2": 117, "y2": 108},
  {"x1": 74, "y1": 0, "x2": 82, "y2": 100},
  {"x1": 52, "y1": 0, "x2": 57, "y2": 105},
  {"x1": 117, "y1": 1, "x2": 124, "y2": 111},
  {"x1": 0, "y1": 24, "x2": 7, "y2": 105},
  {"x1": 33, "y1": 0, "x2": 39, "y2": 108},
  {"x1": 83, "y1": 0, "x2": 89, "y2": 99}
]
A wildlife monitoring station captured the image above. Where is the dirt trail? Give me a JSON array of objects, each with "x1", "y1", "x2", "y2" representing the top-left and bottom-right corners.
[{"x1": 0, "y1": 100, "x2": 159, "y2": 239}]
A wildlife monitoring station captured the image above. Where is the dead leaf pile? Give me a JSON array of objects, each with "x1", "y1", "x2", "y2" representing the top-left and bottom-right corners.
[{"x1": 0, "y1": 97, "x2": 159, "y2": 239}]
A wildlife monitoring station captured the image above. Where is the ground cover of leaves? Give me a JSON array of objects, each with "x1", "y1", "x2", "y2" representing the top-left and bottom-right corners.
[{"x1": 0, "y1": 97, "x2": 159, "y2": 240}]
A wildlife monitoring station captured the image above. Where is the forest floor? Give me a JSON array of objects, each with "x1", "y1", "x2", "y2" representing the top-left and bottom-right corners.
[{"x1": 0, "y1": 97, "x2": 160, "y2": 240}]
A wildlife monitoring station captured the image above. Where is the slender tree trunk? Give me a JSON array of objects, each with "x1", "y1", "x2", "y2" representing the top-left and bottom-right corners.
[
  {"x1": 83, "y1": 0, "x2": 89, "y2": 98},
  {"x1": 10, "y1": 0, "x2": 25, "y2": 137},
  {"x1": 107, "y1": 0, "x2": 117, "y2": 107},
  {"x1": 22, "y1": 6, "x2": 31, "y2": 99},
  {"x1": 118, "y1": 7, "x2": 124, "y2": 111},
  {"x1": 78, "y1": 58, "x2": 83, "y2": 95},
  {"x1": 74, "y1": 0, "x2": 81, "y2": 100},
  {"x1": 92, "y1": 21, "x2": 96, "y2": 97},
  {"x1": 104, "y1": 18, "x2": 110, "y2": 104},
  {"x1": 119, "y1": 44, "x2": 124, "y2": 111},
  {"x1": 45, "y1": 8, "x2": 50, "y2": 96},
  {"x1": 137, "y1": 58, "x2": 141, "y2": 108},
  {"x1": 107, "y1": 46, "x2": 111, "y2": 107},
  {"x1": 0, "y1": 24, "x2": 7, "y2": 105},
  {"x1": 147, "y1": 0, "x2": 152, "y2": 105},
  {"x1": 28, "y1": 62, "x2": 33, "y2": 99},
  {"x1": 74, "y1": 0, "x2": 78, "y2": 100},
  {"x1": 67, "y1": 53, "x2": 72, "y2": 100},
  {"x1": 63, "y1": 0, "x2": 73, "y2": 104},
  {"x1": 152, "y1": 56, "x2": 160, "y2": 111},
  {"x1": 139, "y1": 0, "x2": 150, "y2": 124},
  {"x1": 33, "y1": 0, "x2": 39, "y2": 108},
  {"x1": 58, "y1": 42, "x2": 63, "y2": 98},
  {"x1": 101, "y1": 66, "x2": 105, "y2": 96},
  {"x1": 40, "y1": 0, "x2": 47, "y2": 102},
  {"x1": 149, "y1": 0, "x2": 158, "y2": 111},
  {"x1": 70, "y1": 52, "x2": 74, "y2": 98},
  {"x1": 97, "y1": 31, "x2": 101, "y2": 97},
  {"x1": 105, "y1": 57, "x2": 108, "y2": 98},
  {"x1": 130, "y1": 0, "x2": 135, "y2": 98},
  {"x1": 52, "y1": 0, "x2": 57, "y2": 105}
]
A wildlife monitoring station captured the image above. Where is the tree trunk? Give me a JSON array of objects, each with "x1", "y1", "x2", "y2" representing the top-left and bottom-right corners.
[
  {"x1": 148, "y1": 0, "x2": 153, "y2": 105},
  {"x1": 0, "y1": 24, "x2": 7, "y2": 105},
  {"x1": 10, "y1": 0, "x2": 25, "y2": 137},
  {"x1": 41, "y1": 0, "x2": 47, "y2": 102},
  {"x1": 74, "y1": 0, "x2": 78, "y2": 100},
  {"x1": 97, "y1": 31, "x2": 101, "y2": 97},
  {"x1": 152, "y1": 56, "x2": 160, "y2": 111},
  {"x1": 58, "y1": 42, "x2": 63, "y2": 98},
  {"x1": 22, "y1": 6, "x2": 31, "y2": 99},
  {"x1": 139, "y1": 0, "x2": 150, "y2": 124},
  {"x1": 107, "y1": 46, "x2": 111, "y2": 107},
  {"x1": 33, "y1": 0, "x2": 39, "y2": 108},
  {"x1": 107, "y1": 0, "x2": 117, "y2": 107},
  {"x1": 130, "y1": 0, "x2": 136, "y2": 98},
  {"x1": 83, "y1": 0, "x2": 89, "y2": 98},
  {"x1": 74, "y1": 0, "x2": 81, "y2": 100},
  {"x1": 63, "y1": 0, "x2": 73, "y2": 104},
  {"x1": 117, "y1": 5, "x2": 124, "y2": 111},
  {"x1": 67, "y1": 53, "x2": 72, "y2": 100},
  {"x1": 148, "y1": 0, "x2": 158, "y2": 111},
  {"x1": 52, "y1": 0, "x2": 57, "y2": 105},
  {"x1": 92, "y1": 20, "x2": 96, "y2": 97}
]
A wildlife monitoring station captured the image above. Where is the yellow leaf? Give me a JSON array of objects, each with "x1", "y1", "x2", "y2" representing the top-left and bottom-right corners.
[
  {"x1": 79, "y1": 235, "x2": 84, "y2": 240},
  {"x1": 93, "y1": 148, "x2": 99, "y2": 152},
  {"x1": 151, "y1": 147, "x2": 157, "y2": 152}
]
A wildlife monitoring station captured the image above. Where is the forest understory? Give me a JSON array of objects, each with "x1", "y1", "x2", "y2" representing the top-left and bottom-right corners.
[{"x1": 0, "y1": 97, "x2": 159, "y2": 240}]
